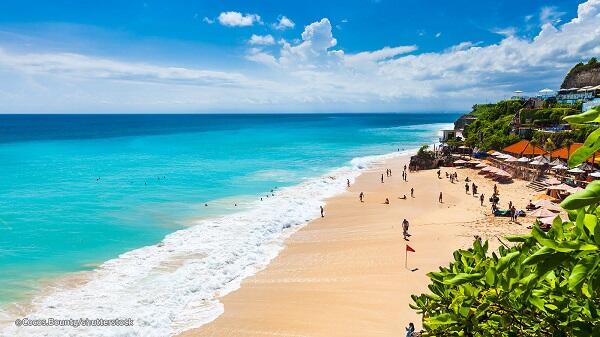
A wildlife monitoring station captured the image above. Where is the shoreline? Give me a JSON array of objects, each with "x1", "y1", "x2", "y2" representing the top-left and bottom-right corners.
[
  {"x1": 0, "y1": 146, "x2": 422, "y2": 336},
  {"x1": 178, "y1": 153, "x2": 535, "y2": 337}
]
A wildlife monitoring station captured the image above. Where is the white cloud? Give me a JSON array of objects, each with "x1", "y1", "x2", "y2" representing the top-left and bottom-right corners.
[
  {"x1": 344, "y1": 45, "x2": 417, "y2": 66},
  {"x1": 274, "y1": 16, "x2": 295, "y2": 30},
  {"x1": 246, "y1": 49, "x2": 279, "y2": 67},
  {"x1": 1, "y1": 0, "x2": 600, "y2": 112},
  {"x1": 0, "y1": 48, "x2": 249, "y2": 86},
  {"x1": 492, "y1": 27, "x2": 517, "y2": 37},
  {"x1": 435, "y1": 32, "x2": 442, "y2": 38},
  {"x1": 248, "y1": 34, "x2": 275, "y2": 45},
  {"x1": 540, "y1": 6, "x2": 566, "y2": 24},
  {"x1": 217, "y1": 11, "x2": 261, "y2": 27},
  {"x1": 202, "y1": 17, "x2": 214, "y2": 24}
]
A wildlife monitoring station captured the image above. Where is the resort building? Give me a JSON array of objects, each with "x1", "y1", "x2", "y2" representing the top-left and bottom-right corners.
[
  {"x1": 453, "y1": 114, "x2": 477, "y2": 131},
  {"x1": 439, "y1": 129, "x2": 457, "y2": 143},
  {"x1": 556, "y1": 85, "x2": 600, "y2": 104}
]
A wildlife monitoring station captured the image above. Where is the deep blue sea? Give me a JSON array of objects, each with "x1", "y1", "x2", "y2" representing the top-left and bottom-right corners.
[{"x1": 0, "y1": 113, "x2": 457, "y2": 336}]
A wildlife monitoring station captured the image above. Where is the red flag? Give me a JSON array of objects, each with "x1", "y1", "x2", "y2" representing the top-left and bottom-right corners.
[{"x1": 406, "y1": 245, "x2": 415, "y2": 253}]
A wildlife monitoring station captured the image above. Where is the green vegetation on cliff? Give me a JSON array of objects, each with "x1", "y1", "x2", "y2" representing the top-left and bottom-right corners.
[
  {"x1": 462, "y1": 100, "x2": 522, "y2": 150},
  {"x1": 462, "y1": 100, "x2": 591, "y2": 151}
]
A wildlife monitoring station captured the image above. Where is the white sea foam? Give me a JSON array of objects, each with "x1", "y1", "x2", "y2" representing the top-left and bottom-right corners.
[{"x1": 0, "y1": 148, "x2": 417, "y2": 337}]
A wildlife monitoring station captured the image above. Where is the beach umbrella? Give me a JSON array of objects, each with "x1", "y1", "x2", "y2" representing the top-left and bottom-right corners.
[
  {"x1": 543, "y1": 177, "x2": 561, "y2": 185},
  {"x1": 517, "y1": 157, "x2": 530, "y2": 163},
  {"x1": 530, "y1": 208, "x2": 557, "y2": 218},
  {"x1": 538, "y1": 214, "x2": 568, "y2": 225},
  {"x1": 590, "y1": 171, "x2": 600, "y2": 178},
  {"x1": 481, "y1": 166, "x2": 494, "y2": 172},
  {"x1": 579, "y1": 163, "x2": 595, "y2": 171},
  {"x1": 549, "y1": 158, "x2": 565, "y2": 166},
  {"x1": 505, "y1": 156, "x2": 519, "y2": 162},
  {"x1": 497, "y1": 154, "x2": 511, "y2": 159},
  {"x1": 552, "y1": 164, "x2": 568, "y2": 170},
  {"x1": 532, "y1": 155, "x2": 550, "y2": 163},
  {"x1": 475, "y1": 163, "x2": 487, "y2": 168},
  {"x1": 453, "y1": 159, "x2": 467, "y2": 165},
  {"x1": 533, "y1": 200, "x2": 561, "y2": 212},
  {"x1": 568, "y1": 167, "x2": 585, "y2": 174},
  {"x1": 567, "y1": 186, "x2": 584, "y2": 194},
  {"x1": 530, "y1": 160, "x2": 544, "y2": 166},
  {"x1": 547, "y1": 183, "x2": 572, "y2": 191}
]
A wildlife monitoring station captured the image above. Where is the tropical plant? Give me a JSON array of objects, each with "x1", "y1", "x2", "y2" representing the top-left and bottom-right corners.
[{"x1": 411, "y1": 106, "x2": 600, "y2": 337}]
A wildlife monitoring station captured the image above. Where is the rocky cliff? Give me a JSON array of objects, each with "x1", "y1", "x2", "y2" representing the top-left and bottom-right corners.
[{"x1": 561, "y1": 59, "x2": 600, "y2": 89}]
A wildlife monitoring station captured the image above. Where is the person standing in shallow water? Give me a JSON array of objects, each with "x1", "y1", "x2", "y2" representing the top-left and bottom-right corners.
[
  {"x1": 320, "y1": 206, "x2": 324, "y2": 217},
  {"x1": 359, "y1": 192, "x2": 364, "y2": 202},
  {"x1": 439, "y1": 192, "x2": 443, "y2": 203}
]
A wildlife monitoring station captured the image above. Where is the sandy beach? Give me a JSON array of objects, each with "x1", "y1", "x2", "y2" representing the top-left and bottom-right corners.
[{"x1": 179, "y1": 154, "x2": 537, "y2": 337}]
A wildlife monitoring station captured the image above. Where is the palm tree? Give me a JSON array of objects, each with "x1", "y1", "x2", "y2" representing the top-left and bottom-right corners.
[{"x1": 563, "y1": 139, "x2": 574, "y2": 162}]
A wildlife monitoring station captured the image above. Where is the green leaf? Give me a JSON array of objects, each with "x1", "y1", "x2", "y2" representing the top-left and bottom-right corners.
[
  {"x1": 505, "y1": 234, "x2": 531, "y2": 242},
  {"x1": 485, "y1": 267, "x2": 496, "y2": 286},
  {"x1": 443, "y1": 273, "x2": 484, "y2": 285},
  {"x1": 568, "y1": 127, "x2": 600, "y2": 167},
  {"x1": 523, "y1": 247, "x2": 554, "y2": 265},
  {"x1": 425, "y1": 312, "x2": 458, "y2": 326},
  {"x1": 569, "y1": 256, "x2": 597, "y2": 290},
  {"x1": 563, "y1": 107, "x2": 600, "y2": 124},
  {"x1": 561, "y1": 180, "x2": 600, "y2": 210},
  {"x1": 496, "y1": 251, "x2": 520, "y2": 274},
  {"x1": 583, "y1": 213, "x2": 597, "y2": 236},
  {"x1": 528, "y1": 295, "x2": 546, "y2": 312}
]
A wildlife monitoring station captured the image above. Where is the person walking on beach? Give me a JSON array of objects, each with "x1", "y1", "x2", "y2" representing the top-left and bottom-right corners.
[
  {"x1": 465, "y1": 183, "x2": 469, "y2": 194},
  {"x1": 472, "y1": 182, "x2": 477, "y2": 195},
  {"x1": 411, "y1": 188, "x2": 414, "y2": 198},
  {"x1": 402, "y1": 219, "x2": 410, "y2": 240},
  {"x1": 359, "y1": 192, "x2": 364, "y2": 202},
  {"x1": 493, "y1": 184, "x2": 498, "y2": 195},
  {"x1": 405, "y1": 322, "x2": 415, "y2": 337},
  {"x1": 381, "y1": 174, "x2": 384, "y2": 183},
  {"x1": 320, "y1": 206, "x2": 324, "y2": 218},
  {"x1": 437, "y1": 169, "x2": 441, "y2": 179},
  {"x1": 480, "y1": 194, "x2": 484, "y2": 206},
  {"x1": 438, "y1": 192, "x2": 443, "y2": 203}
]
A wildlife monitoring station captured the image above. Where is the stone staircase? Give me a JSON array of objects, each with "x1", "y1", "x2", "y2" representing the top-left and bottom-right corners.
[{"x1": 526, "y1": 180, "x2": 548, "y2": 192}]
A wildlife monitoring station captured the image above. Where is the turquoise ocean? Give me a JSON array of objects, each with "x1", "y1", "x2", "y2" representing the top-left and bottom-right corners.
[{"x1": 0, "y1": 113, "x2": 457, "y2": 336}]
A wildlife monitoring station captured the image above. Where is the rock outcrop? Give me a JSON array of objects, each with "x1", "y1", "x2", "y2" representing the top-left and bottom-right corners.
[{"x1": 561, "y1": 60, "x2": 600, "y2": 89}]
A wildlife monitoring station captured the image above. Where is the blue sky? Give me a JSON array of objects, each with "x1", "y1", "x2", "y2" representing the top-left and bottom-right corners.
[{"x1": 0, "y1": 0, "x2": 597, "y2": 112}]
